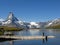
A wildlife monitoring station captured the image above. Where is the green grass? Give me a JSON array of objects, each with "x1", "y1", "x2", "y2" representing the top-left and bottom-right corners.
[
  {"x1": 0, "y1": 26, "x2": 23, "y2": 31},
  {"x1": 0, "y1": 32, "x2": 4, "y2": 35}
]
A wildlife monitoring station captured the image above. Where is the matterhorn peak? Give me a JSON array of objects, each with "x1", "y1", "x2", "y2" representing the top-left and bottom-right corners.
[
  {"x1": 7, "y1": 12, "x2": 18, "y2": 21},
  {"x1": 8, "y1": 12, "x2": 14, "y2": 19}
]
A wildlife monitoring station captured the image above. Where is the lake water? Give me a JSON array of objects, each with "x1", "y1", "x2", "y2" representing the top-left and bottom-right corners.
[{"x1": 0, "y1": 29, "x2": 60, "y2": 45}]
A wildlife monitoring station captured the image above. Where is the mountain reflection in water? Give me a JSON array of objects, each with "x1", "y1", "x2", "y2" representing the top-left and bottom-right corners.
[{"x1": 0, "y1": 29, "x2": 60, "y2": 45}]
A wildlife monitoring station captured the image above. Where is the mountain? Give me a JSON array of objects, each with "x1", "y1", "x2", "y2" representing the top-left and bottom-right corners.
[
  {"x1": 38, "y1": 22, "x2": 48, "y2": 28},
  {"x1": 0, "y1": 12, "x2": 60, "y2": 29},
  {"x1": 0, "y1": 21, "x2": 2, "y2": 25},
  {"x1": 46, "y1": 18, "x2": 60, "y2": 28},
  {"x1": 0, "y1": 12, "x2": 27, "y2": 29}
]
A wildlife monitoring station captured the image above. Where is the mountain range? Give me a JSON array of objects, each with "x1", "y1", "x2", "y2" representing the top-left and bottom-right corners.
[{"x1": 0, "y1": 12, "x2": 60, "y2": 29}]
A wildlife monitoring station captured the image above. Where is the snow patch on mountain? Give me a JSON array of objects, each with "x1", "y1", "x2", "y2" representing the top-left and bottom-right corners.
[{"x1": 46, "y1": 18, "x2": 60, "y2": 27}]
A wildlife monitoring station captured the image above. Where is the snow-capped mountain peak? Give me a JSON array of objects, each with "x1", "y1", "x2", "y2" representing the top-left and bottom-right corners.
[
  {"x1": 30, "y1": 22, "x2": 38, "y2": 25},
  {"x1": 7, "y1": 12, "x2": 18, "y2": 21}
]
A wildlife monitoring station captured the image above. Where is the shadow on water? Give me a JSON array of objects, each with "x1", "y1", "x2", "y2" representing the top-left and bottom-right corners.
[
  {"x1": 42, "y1": 39, "x2": 45, "y2": 43},
  {"x1": 0, "y1": 38, "x2": 16, "y2": 42},
  {"x1": 42, "y1": 37, "x2": 48, "y2": 45},
  {"x1": 45, "y1": 36, "x2": 48, "y2": 42}
]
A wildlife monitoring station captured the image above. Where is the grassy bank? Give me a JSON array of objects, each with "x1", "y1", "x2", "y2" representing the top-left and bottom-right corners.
[
  {"x1": 0, "y1": 26, "x2": 23, "y2": 31},
  {"x1": 0, "y1": 32, "x2": 4, "y2": 35}
]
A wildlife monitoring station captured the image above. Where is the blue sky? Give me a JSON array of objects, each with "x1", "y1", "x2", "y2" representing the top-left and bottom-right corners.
[{"x1": 0, "y1": 0, "x2": 60, "y2": 22}]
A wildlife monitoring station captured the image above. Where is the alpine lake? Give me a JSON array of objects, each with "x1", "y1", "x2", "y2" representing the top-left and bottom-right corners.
[{"x1": 0, "y1": 29, "x2": 60, "y2": 45}]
